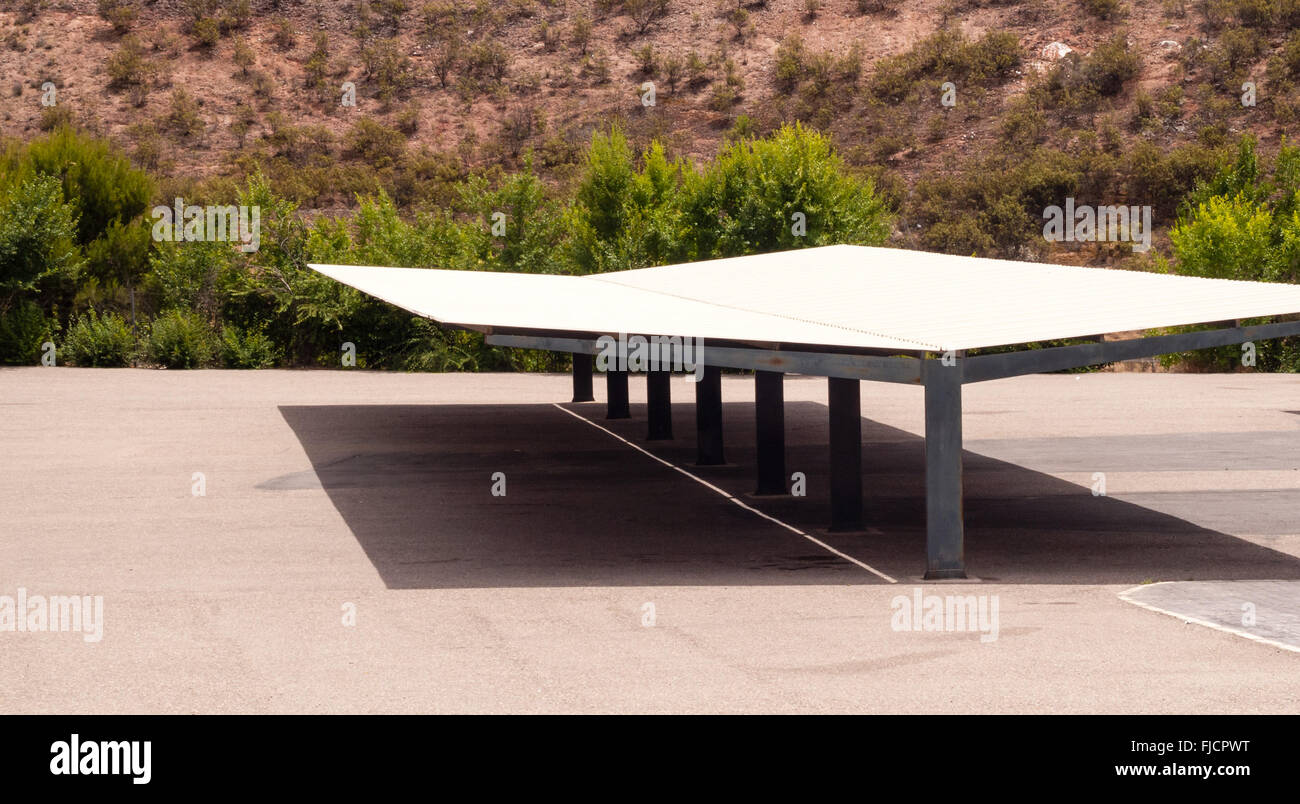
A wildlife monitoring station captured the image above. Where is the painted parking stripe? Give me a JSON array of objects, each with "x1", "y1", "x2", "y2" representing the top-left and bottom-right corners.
[{"x1": 553, "y1": 403, "x2": 897, "y2": 583}]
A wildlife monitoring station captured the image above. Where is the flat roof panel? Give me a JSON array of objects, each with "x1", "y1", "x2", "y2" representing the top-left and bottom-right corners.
[{"x1": 311, "y1": 245, "x2": 1300, "y2": 354}]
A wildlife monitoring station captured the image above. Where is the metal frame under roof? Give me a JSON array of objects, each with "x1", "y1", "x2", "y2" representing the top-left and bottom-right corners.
[{"x1": 310, "y1": 245, "x2": 1300, "y2": 578}]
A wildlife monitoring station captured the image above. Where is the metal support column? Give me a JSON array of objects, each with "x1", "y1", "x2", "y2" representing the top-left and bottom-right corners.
[
  {"x1": 923, "y1": 357, "x2": 966, "y2": 579},
  {"x1": 646, "y1": 369, "x2": 673, "y2": 440},
  {"x1": 571, "y1": 353, "x2": 594, "y2": 402},
  {"x1": 828, "y1": 376, "x2": 862, "y2": 531},
  {"x1": 694, "y1": 365, "x2": 724, "y2": 465},
  {"x1": 754, "y1": 370, "x2": 786, "y2": 495},
  {"x1": 606, "y1": 368, "x2": 630, "y2": 419}
]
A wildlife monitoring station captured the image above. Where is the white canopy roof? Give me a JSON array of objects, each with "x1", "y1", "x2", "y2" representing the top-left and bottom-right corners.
[{"x1": 310, "y1": 245, "x2": 1300, "y2": 353}]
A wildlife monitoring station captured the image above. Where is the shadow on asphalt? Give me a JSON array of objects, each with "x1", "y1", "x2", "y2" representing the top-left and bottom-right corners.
[{"x1": 274, "y1": 401, "x2": 1300, "y2": 588}]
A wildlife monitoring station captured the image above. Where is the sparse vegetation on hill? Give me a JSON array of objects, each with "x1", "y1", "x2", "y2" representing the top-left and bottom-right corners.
[{"x1": 2, "y1": 0, "x2": 1300, "y2": 370}]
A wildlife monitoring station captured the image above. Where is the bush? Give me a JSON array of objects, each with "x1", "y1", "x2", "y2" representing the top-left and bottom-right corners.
[
  {"x1": 104, "y1": 35, "x2": 151, "y2": 90},
  {"x1": 164, "y1": 89, "x2": 204, "y2": 138},
  {"x1": 465, "y1": 40, "x2": 510, "y2": 83},
  {"x1": 0, "y1": 174, "x2": 82, "y2": 298},
  {"x1": 0, "y1": 299, "x2": 56, "y2": 365},
  {"x1": 681, "y1": 122, "x2": 893, "y2": 258},
  {"x1": 1173, "y1": 192, "x2": 1274, "y2": 279},
  {"x1": 192, "y1": 17, "x2": 221, "y2": 49},
  {"x1": 1124, "y1": 140, "x2": 1226, "y2": 218},
  {"x1": 870, "y1": 29, "x2": 1021, "y2": 100},
  {"x1": 220, "y1": 325, "x2": 278, "y2": 368},
  {"x1": 1279, "y1": 31, "x2": 1300, "y2": 79},
  {"x1": 1208, "y1": 27, "x2": 1265, "y2": 81},
  {"x1": 1039, "y1": 33, "x2": 1139, "y2": 108},
  {"x1": 626, "y1": 0, "x2": 670, "y2": 35},
  {"x1": 146, "y1": 309, "x2": 215, "y2": 368},
  {"x1": 232, "y1": 36, "x2": 254, "y2": 75},
  {"x1": 1083, "y1": 0, "x2": 1125, "y2": 19},
  {"x1": 19, "y1": 127, "x2": 155, "y2": 248},
  {"x1": 38, "y1": 105, "x2": 76, "y2": 132},
  {"x1": 345, "y1": 118, "x2": 407, "y2": 168},
  {"x1": 64, "y1": 309, "x2": 135, "y2": 367},
  {"x1": 304, "y1": 32, "x2": 331, "y2": 90},
  {"x1": 1082, "y1": 34, "x2": 1140, "y2": 96},
  {"x1": 271, "y1": 16, "x2": 296, "y2": 51},
  {"x1": 774, "y1": 34, "x2": 808, "y2": 93},
  {"x1": 360, "y1": 37, "x2": 415, "y2": 102},
  {"x1": 97, "y1": 0, "x2": 138, "y2": 34}
]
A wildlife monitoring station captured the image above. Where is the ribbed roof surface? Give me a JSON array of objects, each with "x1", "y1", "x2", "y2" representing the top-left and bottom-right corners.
[{"x1": 311, "y1": 244, "x2": 1300, "y2": 353}]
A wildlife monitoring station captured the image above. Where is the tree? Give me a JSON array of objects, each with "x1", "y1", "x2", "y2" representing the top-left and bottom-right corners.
[
  {"x1": 233, "y1": 36, "x2": 255, "y2": 75},
  {"x1": 1171, "y1": 193, "x2": 1275, "y2": 280},
  {"x1": 626, "y1": 0, "x2": 670, "y2": 36},
  {"x1": 680, "y1": 122, "x2": 892, "y2": 258},
  {"x1": 18, "y1": 127, "x2": 155, "y2": 247},
  {"x1": 0, "y1": 174, "x2": 82, "y2": 309}
]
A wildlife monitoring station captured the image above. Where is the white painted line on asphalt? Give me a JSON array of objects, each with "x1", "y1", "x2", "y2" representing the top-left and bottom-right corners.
[
  {"x1": 1118, "y1": 582, "x2": 1300, "y2": 654},
  {"x1": 553, "y1": 403, "x2": 897, "y2": 583}
]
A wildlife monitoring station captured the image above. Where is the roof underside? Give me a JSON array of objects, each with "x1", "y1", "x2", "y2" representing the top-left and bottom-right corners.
[{"x1": 310, "y1": 245, "x2": 1300, "y2": 354}]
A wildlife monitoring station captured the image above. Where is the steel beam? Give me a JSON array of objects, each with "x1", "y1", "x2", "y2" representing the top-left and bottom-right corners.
[
  {"x1": 695, "y1": 366, "x2": 724, "y2": 465},
  {"x1": 646, "y1": 369, "x2": 673, "y2": 440},
  {"x1": 923, "y1": 357, "x2": 965, "y2": 579},
  {"x1": 828, "y1": 377, "x2": 862, "y2": 532},
  {"x1": 571, "y1": 353, "x2": 594, "y2": 402},
  {"x1": 754, "y1": 370, "x2": 786, "y2": 495},
  {"x1": 484, "y1": 334, "x2": 923, "y2": 384},
  {"x1": 606, "y1": 369, "x2": 630, "y2": 419},
  {"x1": 963, "y1": 319, "x2": 1300, "y2": 383}
]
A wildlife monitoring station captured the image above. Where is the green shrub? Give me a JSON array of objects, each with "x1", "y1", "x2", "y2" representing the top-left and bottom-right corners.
[
  {"x1": 1083, "y1": 0, "x2": 1125, "y2": 19},
  {"x1": 626, "y1": 0, "x2": 669, "y2": 35},
  {"x1": 304, "y1": 32, "x2": 331, "y2": 90},
  {"x1": 870, "y1": 29, "x2": 1020, "y2": 100},
  {"x1": 345, "y1": 118, "x2": 407, "y2": 168},
  {"x1": 192, "y1": 17, "x2": 220, "y2": 49},
  {"x1": 38, "y1": 105, "x2": 76, "y2": 132},
  {"x1": 97, "y1": 0, "x2": 138, "y2": 34},
  {"x1": 271, "y1": 16, "x2": 296, "y2": 50},
  {"x1": 1082, "y1": 33, "x2": 1140, "y2": 96},
  {"x1": 64, "y1": 309, "x2": 135, "y2": 367},
  {"x1": 232, "y1": 36, "x2": 255, "y2": 75},
  {"x1": 1172, "y1": 192, "x2": 1274, "y2": 279},
  {"x1": 1038, "y1": 33, "x2": 1139, "y2": 109},
  {"x1": 164, "y1": 89, "x2": 204, "y2": 138},
  {"x1": 681, "y1": 122, "x2": 892, "y2": 258},
  {"x1": 146, "y1": 239, "x2": 231, "y2": 315},
  {"x1": 907, "y1": 149, "x2": 1085, "y2": 258},
  {"x1": 19, "y1": 126, "x2": 155, "y2": 247},
  {"x1": 1275, "y1": 30, "x2": 1300, "y2": 79},
  {"x1": 104, "y1": 35, "x2": 151, "y2": 89},
  {"x1": 219, "y1": 325, "x2": 278, "y2": 368},
  {"x1": 1124, "y1": 140, "x2": 1226, "y2": 218},
  {"x1": 1208, "y1": 27, "x2": 1265, "y2": 81},
  {"x1": 0, "y1": 173, "x2": 83, "y2": 298},
  {"x1": 360, "y1": 37, "x2": 415, "y2": 102},
  {"x1": 465, "y1": 40, "x2": 509, "y2": 84},
  {"x1": 1232, "y1": 0, "x2": 1274, "y2": 28},
  {"x1": 774, "y1": 34, "x2": 807, "y2": 93},
  {"x1": 0, "y1": 299, "x2": 56, "y2": 365},
  {"x1": 146, "y1": 309, "x2": 215, "y2": 368}
]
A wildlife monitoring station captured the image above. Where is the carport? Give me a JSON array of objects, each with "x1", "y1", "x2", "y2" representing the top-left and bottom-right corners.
[{"x1": 311, "y1": 244, "x2": 1300, "y2": 579}]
